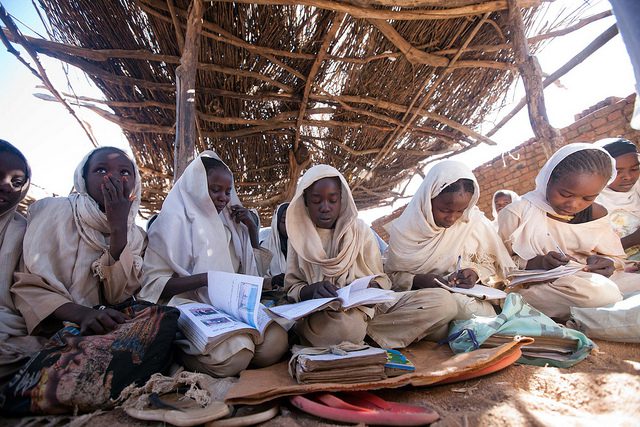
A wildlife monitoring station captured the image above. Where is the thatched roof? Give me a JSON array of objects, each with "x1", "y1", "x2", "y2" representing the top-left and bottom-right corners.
[{"x1": 2, "y1": 0, "x2": 597, "y2": 219}]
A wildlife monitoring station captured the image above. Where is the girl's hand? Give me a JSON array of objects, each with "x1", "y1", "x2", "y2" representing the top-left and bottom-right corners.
[
  {"x1": 412, "y1": 273, "x2": 447, "y2": 290},
  {"x1": 584, "y1": 255, "x2": 615, "y2": 277},
  {"x1": 102, "y1": 174, "x2": 132, "y2": 231},
  {"x1": 540, "y1": 251, "x2": 572, "y2": 269},
  {"x1": 230, "y1": 205, "x2": 256, "y2": 229},
  {"x1": 77, "y1": 306, "x2": 128, "y2": 335},
  {"x1": 448, "y1": 268, "x2": 478, "y2": 289},
  {"x1": 300, "y1": 281, "x2": 338, "y2": 300}
]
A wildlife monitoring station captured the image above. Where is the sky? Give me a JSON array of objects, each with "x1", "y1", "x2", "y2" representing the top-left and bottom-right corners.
[{"x1": 0, "y1": 0, "x2": 636, "y2": 225}]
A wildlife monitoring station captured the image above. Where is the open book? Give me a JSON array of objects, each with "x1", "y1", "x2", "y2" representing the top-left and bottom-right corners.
[
  {"x1": 267, "y1": 275, "x2": 395, "y2": 322},
  {"x1": 507, "y1": 261, "x2": 584, "y2": 288},
  {"x1": 177, "y1": 271, "x2": 272, "y2": 353},
  {"x1": 434, "y1": 278, "x2": 507, "y2": 300}
]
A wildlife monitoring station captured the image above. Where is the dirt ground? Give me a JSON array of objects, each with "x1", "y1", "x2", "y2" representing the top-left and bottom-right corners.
[{"x1": 3, "y1": 339, "x2": 639, "y2": 427}]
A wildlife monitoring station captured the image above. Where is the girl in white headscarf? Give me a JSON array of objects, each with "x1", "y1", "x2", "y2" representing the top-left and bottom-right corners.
[
  {"x1": 385, "y1": 160, "x2": 515, "y2": 319},
  {"x1": 260, "y1": 203, "x2": 289, "y2": 287},
  {"x1": 285, "y1": 165, "x2": 460, "y2": 347},
  {"x1": 498, "y1": 143, "x2": 636, "y2": 320},
  {"x1": 140, "y1": 151, "x2": 287, "y2": 377},
  {"x1": 12, "y1": 147, "x2": 146, "y2": 336},
  {"x1": 0, "y1": 140, "x2": 46, "y2": 383},
  {"x1": 595, "y1": 138, "x2": 640, "y2": 260},
  {"x1": 491, "y1": 189, "x2": 520, "y2": 229}
]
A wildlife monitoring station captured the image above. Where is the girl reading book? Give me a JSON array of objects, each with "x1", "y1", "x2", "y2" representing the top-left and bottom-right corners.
[{"x1": 140, "y1": 151, "x2": 287, "y2": 377}]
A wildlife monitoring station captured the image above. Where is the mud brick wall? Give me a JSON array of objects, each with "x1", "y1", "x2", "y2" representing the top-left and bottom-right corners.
[{"x1": 372, "y1": 94, "x2": 640, "y2": 240}]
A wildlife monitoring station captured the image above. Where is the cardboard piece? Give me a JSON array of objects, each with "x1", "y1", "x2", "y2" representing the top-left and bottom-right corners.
[{"x1": 225, "y1": 338, "x2": 531, "y2": 404}]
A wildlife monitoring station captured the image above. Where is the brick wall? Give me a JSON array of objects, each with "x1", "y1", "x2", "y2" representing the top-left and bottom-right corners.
[{"x1": 372, "y1": 94, "x2": 640, "y2": 240}]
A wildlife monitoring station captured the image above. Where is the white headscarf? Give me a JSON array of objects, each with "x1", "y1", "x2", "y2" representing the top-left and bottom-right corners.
[
  {"x1": 263, "y1": 203, "x2": 289, "y2": 276},
  {"x1": 286, "y1": 165, "x2": 367, "y2": 282},
  {"x1": 144, "y1": 151, "x2": 258, "y2": 303},
  {"x1": 385, "y1": 160, "x2": 514, "y2": 279},
  {"x1": 508, "y1": 143, "x2": 616, "y2": 260},
  {"x1": 491, "y1": 189, "x2": 520, "y2": 220}
]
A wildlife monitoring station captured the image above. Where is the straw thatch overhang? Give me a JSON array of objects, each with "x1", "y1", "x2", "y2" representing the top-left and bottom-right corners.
[{"x1": 1, "y1": 0, "x2": 606, "y2": 219}]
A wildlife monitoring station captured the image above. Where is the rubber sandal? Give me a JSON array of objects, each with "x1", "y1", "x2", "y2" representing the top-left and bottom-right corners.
[
  {"x1": 434, "y1": 346, "x2": 522, "y2": 385},
  {"x1": 125, "y1": 391, "x2": 229, "y2": 426},
  {"x1": 290, "y1": 391, "x2": 439, "y2": 425},
  {"x1": 205, "y1": 403, "x2": 280, "y2": 426}
]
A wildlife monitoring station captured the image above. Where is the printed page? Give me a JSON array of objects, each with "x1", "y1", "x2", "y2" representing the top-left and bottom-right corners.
[
  {"x1": 207, "y1": 271, "x2": 263, "y2": 327},
  {"x1": 507, "y1": 261, "x2": 584, "y2": 287},
  {"x1": 338, "y1": 275, "x2": 395, "y2": 309},
  {"x1": 178, "y1": 303, "x2": 252, "y2": 340},
  {"x1": 267, "y1": 297, "x2": 337, "y2": 321}
]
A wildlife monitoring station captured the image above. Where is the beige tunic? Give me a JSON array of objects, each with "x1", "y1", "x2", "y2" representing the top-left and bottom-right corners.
[{"x1": 498, "y1": 199, "x2": 625, "y2": 319}]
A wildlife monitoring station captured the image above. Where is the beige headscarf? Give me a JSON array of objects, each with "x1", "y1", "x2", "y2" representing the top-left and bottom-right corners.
[
  {"x1": 286, "y1": 165, "x2": 386, "y2": 287},
  {"x1": 263, "y1": 203, "x2": 289, "y2": 276},
  {"x1": 507, "y1": 143, "x2": 616, "y2": 260},
  {"x1": 0, "y1": 145, "x2": 31, "y2": 338},
  {"x1": 141, "y1": 151, "x2": 257, "y2": 305},
  {"x1": 20, "y1": 147, "x2": 145, "y2": 308},
  {"x1": 385, "y1": 160, "x2": 514, "y2": 280}
]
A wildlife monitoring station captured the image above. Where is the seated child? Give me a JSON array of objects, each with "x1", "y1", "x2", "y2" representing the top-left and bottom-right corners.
[
  {"x1": 498, "y1": 143, "x2": 636, "y2": 320},
  {"x1": 596, "y1": 138, "x2": 640, "y2": 261},
  {"x1": 140, "y1": 151, "x2": 287, "y2": 377},
  {"x1": 261, "y1": 202, "x2": 289, "y2": 288},
  {"x1": 12, "y1": 147, "x2": 146, "y2": 336},
  {"x1": 285, "y1": 165, "x2": 460, "y2": 347},
  {"x1": 491, "y1": 189, "x2": 519, "y2": 229},
  {"x1": 385, "y1": 160, "x2": 515, "y2": 320},
  {"x1": 0, "y1": 140, "x2": 46, "y2": 383}
]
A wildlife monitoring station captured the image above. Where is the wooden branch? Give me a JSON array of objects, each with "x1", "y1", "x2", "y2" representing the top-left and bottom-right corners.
[
  {"x1": 486, "y1": 23, "x2": 618, "y2": 137},
  {"x1": 369, "y1": 19, "x2": 449, "y2": 67},
  {"x1": 508, "y1": 0, "x2": 562, "y2": 153},
  {"x1": 166, "y1": 0, "x2": 185, "y2": 52},
  {"x1": 294, "y1": 12, "x2": 345, "y2": 151},
  {"x1": 0, "y1": 6, "x2": 99, "y2": 148},
  {"x1": 209, "y1": 0, "x2": 542, "y2": 20},
  {"x1": 174, "y1": 0, "x2": 203, "y2": 180}
]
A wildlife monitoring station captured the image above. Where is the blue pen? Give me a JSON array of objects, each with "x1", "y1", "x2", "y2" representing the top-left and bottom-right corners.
[{"x1": 455, "y1": 255, "x2": 462, "y2": 275}]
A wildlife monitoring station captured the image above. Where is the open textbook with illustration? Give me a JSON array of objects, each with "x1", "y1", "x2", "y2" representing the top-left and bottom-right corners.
[
  {"x1": 267, "y1": 275, "x2": 395, "y2": 322},
  {"x1": 177, "y1": 271, "x2": 273, "y2": 353},
  {"x1": 506, "y1": 260, "x2": 584, "y2": 288}
]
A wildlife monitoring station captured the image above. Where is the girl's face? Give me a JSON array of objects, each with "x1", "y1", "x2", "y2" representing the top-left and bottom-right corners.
[
  {"x1": 431, "y1": 190, "x2": 472, "y2": 228},
  {"x1": 494, "y1": 195, "x2": 512, "y2": 213},
  {"x1": 608, "y1": 152, "x2": 640, "y2": 193},
  {"x1": 206, "y1": 168, "x2": 232, "y2": 213},
  {"x1": 546, "y1": 172, "x2": 608, "y2": 216},
  {"x1": 85, "y1": 149, "x2": 134, "y2": 210},
  {"x1": 304, "y1": 177, "x2": 342, "y2": 229},
  {"x1": 0, "y1": 152, "x2": 28, "y2": 215}
]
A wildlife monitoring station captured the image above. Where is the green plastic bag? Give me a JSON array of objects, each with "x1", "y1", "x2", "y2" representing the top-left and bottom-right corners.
[{"x1": 445, "y1": 293, "x2": 595, "y2": 368}]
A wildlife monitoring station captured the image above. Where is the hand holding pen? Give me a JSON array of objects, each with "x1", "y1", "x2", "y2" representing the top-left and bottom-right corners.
[{"x1": 448, "y1": 255, "x2": 478, "y2": 289}]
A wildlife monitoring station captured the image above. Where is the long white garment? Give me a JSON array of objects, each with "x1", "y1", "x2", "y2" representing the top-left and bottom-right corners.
[
  {"x1": 140, "y1": 151, "x2": 261, "y2": 306},
  {"x1": 596, "y1": 181, "x2": 640, "y2": 245},
  {"x1": 13, "y1": 147, "x2": 146, "y2": 333},
  {"x1": 285, "y1": 165, "x2": 391, "y2": 302},
  {"x1": 504, "y1": 143, "x2": 617, "y2": 262},
  {"x1": 262, "y1": 203, "x2": 288, "y2": 277},
  {"x1": 385, "y1": 160, "x2": 515, "y2": 287}
]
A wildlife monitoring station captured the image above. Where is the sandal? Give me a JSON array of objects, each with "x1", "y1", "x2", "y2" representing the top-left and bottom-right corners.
[
  {"x1": 290, "y1": 391, "x2": 439, "y2": 425},
  {"x1": 205, "y1": 403, "x2": 280, "y2": 426}
]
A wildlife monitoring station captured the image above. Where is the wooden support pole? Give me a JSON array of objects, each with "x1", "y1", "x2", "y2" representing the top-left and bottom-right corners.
[
  {"x1": 486, "y1": 23, "x2": 618, "y2": 137},
  {"x1": 174, "y1": 0, "x2": 203, "y2": 181},
  {"x1": 508, "y1": 0, "x2": 562, "y2": 156}
]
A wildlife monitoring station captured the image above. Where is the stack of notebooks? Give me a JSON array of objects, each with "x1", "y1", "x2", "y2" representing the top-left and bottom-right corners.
[
  {"x1": 480, "y1": 334, "x2": 580, "y2": 362},
  {"x1": 292, "y1": 347, "x2": 389, "y2": 384},
  {"x1": 291, "y1": 347, "x2": 416, "y2": 384}
]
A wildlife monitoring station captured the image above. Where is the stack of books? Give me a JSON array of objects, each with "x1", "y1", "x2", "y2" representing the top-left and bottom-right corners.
[{"x1": 292, "y1": 347, "x2": 389, "y2": 384}]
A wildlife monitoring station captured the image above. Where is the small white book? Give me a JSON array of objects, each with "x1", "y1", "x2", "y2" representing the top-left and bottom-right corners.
[
  {"x1": 506, "y1": 261, "x2": 584, "y2": 288},
  {"x1": 434, "y1": 278, "x2": 507, "y2": 300},
  {"x1": 177, "y1": 271, "x2": 273, "y2": 353},
  {"x1": 267, "y1": 275, "x2": 395, "y2": 322}
]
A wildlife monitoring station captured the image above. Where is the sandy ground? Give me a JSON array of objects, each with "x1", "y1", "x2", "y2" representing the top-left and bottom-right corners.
[{"x1": 3, "y1": 339, "x2": 639, "y2": 427}]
